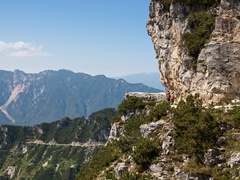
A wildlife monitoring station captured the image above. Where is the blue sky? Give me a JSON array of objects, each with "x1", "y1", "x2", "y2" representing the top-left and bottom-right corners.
[{"x1": 0, "y1": 0, "x2": 158, "y2": 77}]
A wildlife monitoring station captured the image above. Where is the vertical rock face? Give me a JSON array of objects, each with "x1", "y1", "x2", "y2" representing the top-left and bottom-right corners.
[{"x1": 147, "y1": 0, "x2": 240, "y2": 103}]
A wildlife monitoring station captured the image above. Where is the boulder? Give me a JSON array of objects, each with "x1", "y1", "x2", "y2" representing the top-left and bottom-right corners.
[
  {"x1": 114, "y1": 162, "x2": 127, "y2": 179},
  {"x1": 109, "y1": 123, "x2": 125, "y2": 138},
  {"x1": 228, "y1": 152, "x2": 240, "y2": 168},
  {"x1": 160, "y1": 135, "x2": 174, "y2": 154},
  {"x1": 204, "y1": 149, "x2": 220, "y2": 166},
  {"x1": 140, "y1": 120, "x2": 166, "y2": 138}
]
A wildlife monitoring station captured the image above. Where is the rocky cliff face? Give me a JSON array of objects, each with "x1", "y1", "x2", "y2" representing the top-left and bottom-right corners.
[{"x1": 147, "y1": 0, "x2": 240, "y2": 103}]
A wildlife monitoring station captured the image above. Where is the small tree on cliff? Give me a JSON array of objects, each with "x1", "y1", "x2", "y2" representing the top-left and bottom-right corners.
[
  {"x1": 118, "y1": 96, "x2": 145, "y2": 116},
  {"x1": 172, "y1": 94, "x2": 222, "y2": 156}
]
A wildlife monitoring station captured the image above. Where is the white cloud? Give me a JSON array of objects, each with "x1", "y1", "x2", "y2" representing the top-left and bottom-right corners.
[{"x1": 0, "y1": 41, "x2": 52, "y2": 57}]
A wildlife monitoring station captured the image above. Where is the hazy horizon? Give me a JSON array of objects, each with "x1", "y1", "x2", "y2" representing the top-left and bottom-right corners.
[{"x1": 0, "y1": 0, "x2": 158, "y2": 77}]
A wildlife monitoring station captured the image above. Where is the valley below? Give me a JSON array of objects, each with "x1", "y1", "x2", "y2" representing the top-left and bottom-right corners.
[{"x1": 0, "y1": 108, "x2": 117, "y2": 179}]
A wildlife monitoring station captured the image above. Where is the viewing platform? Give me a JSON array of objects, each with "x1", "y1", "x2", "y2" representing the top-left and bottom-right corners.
[{"x1": 124, "y1": 92, "x2": 166, "y2": 102}]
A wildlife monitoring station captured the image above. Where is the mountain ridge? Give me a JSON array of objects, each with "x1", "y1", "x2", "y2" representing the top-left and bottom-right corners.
[
  {"x1": 114, "y1": 72, "x2": 165, "y2": 90},
  {"x1": 0, "y1": 69, "x2": 160, "y2": 126}
]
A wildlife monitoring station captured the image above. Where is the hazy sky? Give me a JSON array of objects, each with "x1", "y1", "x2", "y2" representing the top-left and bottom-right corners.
[{"x1": 0, "y1": 0, "x2": 159, "y2": 77}]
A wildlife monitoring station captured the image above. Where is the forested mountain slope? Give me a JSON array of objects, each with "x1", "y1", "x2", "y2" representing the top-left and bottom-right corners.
[{"x1": 0, "y1": 108, "x2": 117, "y2": 179}]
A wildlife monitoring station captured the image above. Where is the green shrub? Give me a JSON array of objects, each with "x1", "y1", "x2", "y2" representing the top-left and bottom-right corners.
[
  {"x1": 118, "y1": 136, "x2": 136, "y2": 153},
  {"x1": 76, "y1": 142, "x2": 121, "y2": 180},
  {"x1": 210, "y1": 165, "x2": 232, "y2": 180},
  {"x1": 125, "y1": 114, "x2": 147, "y2": 137},
  {"x1": 232, "y1": 106, "x2": 240, "y2": 128},
  {"x1": 30, "y1": 145, "x2": 48, "y2": 164},
  {"x1": 105, "y1": 171, "x2": 117, "y2": 180},
  {"x1": 147, "y1": 101, "x2": 171, "y2": 122},
  {"x1": 120, "y1": 172, "x2": 151, "y2": 180},
  {"x1": 110, "y1": 115, "x2": 121, "y2": 124},
  {"x1": 184, "y1": 157, "x2": 211, "y2": 176},
  {"x1": 159, "y1": 0, "x2": 218, "y2": 6},
  {"x1": 181, "y1": 11, "x2": 215, "y2": 59},
  {"x1": 145, "y1": 101, "x2": 157, "y2": 107},
  {"x1": 159, "y1": 0, "x2": 173, "y2": 4},
  {"x1": 0, "y1": 174, "x2": 10, "y2": 180},
  {"x1": 176, "y1": 0, "x2": 217, "y2": 6},
  {"x1": 34, "y1": 166, "x2": 55, "y2": 180},
  {"x1": 132, "y1": 138, "x2": 160, "y2": 171},
  {"x1": 215, "y1": 106, "x2": 240, "y2": 128},
  {"x1": 172, "y1": 94, "x2": 222, "y2": 156},
  {"x1": 117, "y1": 114, "x2": 148, "y2": 153},
  {"x1": 121, "y1": 172, "x2": 138, "y2": 180},
  {"x1": 118, "y1": 96, "x2": 145, "y2": 115}
]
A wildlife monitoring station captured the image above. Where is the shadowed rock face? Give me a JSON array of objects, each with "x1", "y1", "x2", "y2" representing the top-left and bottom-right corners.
[{"x1": 147, "y1": 0, "x2": 240, "y2": 104}]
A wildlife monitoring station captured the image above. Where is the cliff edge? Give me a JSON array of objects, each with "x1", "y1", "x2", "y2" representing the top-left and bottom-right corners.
[{"x1": 147, "y1": 0, "x2": 240, "y2": 104}]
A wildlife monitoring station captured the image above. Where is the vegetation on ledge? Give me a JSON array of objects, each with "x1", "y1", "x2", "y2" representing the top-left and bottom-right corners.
[
  {"x1": 153, "y1": 0, "x2": 218, "y2": 68},
  {"x1": 118, "y1": 96, "x2": 145, "y2": 115},
  {"x1": 181, "y1": 10, "x2": 216, "y2": 60},
  {"x1": 157, "y1": 0, "x2": 218, "y2": 6},
  {"x1": 77, "y1": 95, "x2": 240, "y2": 179},
  {"x1": 172, "y1": 94, "x2": 222, "y2": 156}
]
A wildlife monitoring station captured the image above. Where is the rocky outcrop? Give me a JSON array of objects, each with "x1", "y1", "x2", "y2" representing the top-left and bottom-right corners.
[
  {"x1": 108, "y1": 122, "x2": 125, "y2": 142},
  {"x1": 120, "y1": 109, "x2": 139, "y2": 122},
  {"x1": 140, "y1": 120, "x2": 172, "y2": 137},
  {"x1": 228, "y1": 151, "x2": 240, "y2": 168},
  {"x1": 204, "y1": 149, "x2": 223, "y2": 166},
  {"x1": 160, "y1": 135, "x2": 174, "y2": 155},
  {"x1": 150, "y1": 163, "x2": 169, "y2": 179},
  {"x1": 147, "y1": 0, "x2": 240, "y2": 104},
  {"x1": 124, "y1": 92, "x2": 166, "y2": 102},
  {"x1": 140, "y1": 120, "x2": 165, "y2": 138},
  {"x1": 140, "y1": 119, "x2": 175, "y2": 155},
  {"x1": 114, "y1": 162, "x2": 127, "y2": 179}
]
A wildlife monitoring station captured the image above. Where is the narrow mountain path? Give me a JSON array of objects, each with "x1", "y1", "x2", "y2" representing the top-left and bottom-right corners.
[{"x1": 27, "y1": 140, "x2": 105, "y2": 147}]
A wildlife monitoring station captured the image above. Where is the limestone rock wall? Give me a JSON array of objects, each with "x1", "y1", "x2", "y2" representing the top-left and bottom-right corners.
[{"x1": 147, "y1": 0, "x2": 240, "y2": 103}]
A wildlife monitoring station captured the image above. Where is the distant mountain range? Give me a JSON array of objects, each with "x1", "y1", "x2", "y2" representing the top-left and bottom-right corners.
[
  {"x1": 115, "y1": 72, "x2": 165, "y2": 91},
  {"x1": 0, "y1": 69, "x2": 160, "y2": 126}
]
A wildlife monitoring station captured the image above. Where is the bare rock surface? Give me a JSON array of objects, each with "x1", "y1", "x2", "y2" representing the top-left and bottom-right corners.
[
  {"x1": 114, "y1": 162, "x2": 127, "y2": 179},
  {"x1": 228, "y1": 151, "x2": 240, "y2": 168},
  {"x1": 147, "y1": 0, "x2": 240, "y2": 104}
]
